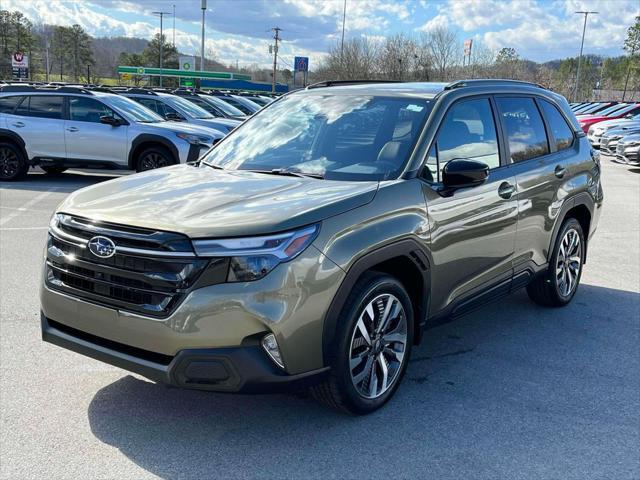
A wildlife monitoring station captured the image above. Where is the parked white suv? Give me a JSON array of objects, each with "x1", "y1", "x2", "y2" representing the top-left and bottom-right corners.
[{"x1": 0, "y1": 85, "x2": 224, "y2": 181}]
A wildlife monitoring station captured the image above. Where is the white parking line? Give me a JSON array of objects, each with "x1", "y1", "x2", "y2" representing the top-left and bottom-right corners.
[{"x1": 0, "y1": 188, "x2": 59, "y2": 226}]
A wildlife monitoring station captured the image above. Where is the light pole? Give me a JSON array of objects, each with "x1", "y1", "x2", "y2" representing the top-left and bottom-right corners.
[
  {"x1": 153, "y1": 11, "x2": 172, "y2": 87},
  {"x1": 201, "y1": 0, "x2": 207, "y2": 72},
  {"x1": 573, "y1": 11, "x2": 598, "y2": 102},
  {"x1": 340, "y1": 0, "x2": 346, "y2": 76}
]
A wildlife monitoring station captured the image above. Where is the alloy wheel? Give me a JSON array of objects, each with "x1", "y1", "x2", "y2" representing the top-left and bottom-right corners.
[
  {"x1": 349, "y1": 293, "x2": 408, "y2": 399},
  {"x1": 556, "y1": 228, "x2": 582, "y2": 297},
  {"x1": 0, "y1": 146, "x2": 19, "y2": 179},
  {"x1": 139, "y1": 152, "x2": 171, "y2": 171}
]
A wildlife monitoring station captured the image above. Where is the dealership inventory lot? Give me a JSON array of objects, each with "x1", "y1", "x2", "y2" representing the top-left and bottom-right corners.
[{"x1": 1, "y1": 160, "x2": 639, "y2": 479}]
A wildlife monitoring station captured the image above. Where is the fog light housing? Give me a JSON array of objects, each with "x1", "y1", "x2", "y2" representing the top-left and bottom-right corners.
[{"x1": 261, "y1": 333, "x2": 284, "y2": 369}]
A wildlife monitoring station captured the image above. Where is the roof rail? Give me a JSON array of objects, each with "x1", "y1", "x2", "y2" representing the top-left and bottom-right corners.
[
  {"x1": 444, "y1": 79, "x2": 545, "y2": 90},
  {"x1": 306, "y1": 79, "x2": 401, "y2": 89},
  {"x1": 0, "y1": 85, "x2": 93, "y2": 94},
  {"x1": 119, "y1": 87, "x2": 158, "y2": 95}
]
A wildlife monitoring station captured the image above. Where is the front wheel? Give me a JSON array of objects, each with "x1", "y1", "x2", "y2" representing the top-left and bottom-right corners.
[
  {"x1": 527, "y1": 217, "x2": 585, "y2": 307},
  {"x1": 136, "y1": 146, "x2": 175, "y2": 172},
  {"x1": 311, "y1": 272, "x2": 414, "y2": 414}
]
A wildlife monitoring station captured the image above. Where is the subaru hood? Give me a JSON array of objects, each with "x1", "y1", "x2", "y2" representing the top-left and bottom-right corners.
[{"x1": 59, "y1": 164, "x2": 378, "y2": 238}]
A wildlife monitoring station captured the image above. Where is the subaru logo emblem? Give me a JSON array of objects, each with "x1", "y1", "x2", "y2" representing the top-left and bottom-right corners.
[{"x1": 87, "y1": 236, "x2": 116, "y2": 258}]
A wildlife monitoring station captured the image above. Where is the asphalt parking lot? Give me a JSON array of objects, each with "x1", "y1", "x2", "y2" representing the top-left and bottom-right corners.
[{"x1": 1, "y1": 159, "x2": 638, "y2": 480}]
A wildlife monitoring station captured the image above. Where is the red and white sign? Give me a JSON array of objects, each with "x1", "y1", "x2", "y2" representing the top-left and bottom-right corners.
[
  {"x1": 12, "y1": 52, "x2": 29, "y2": 68},
  {"x1": 463, "y1": 39, "x2": 473, "y2": 57}
]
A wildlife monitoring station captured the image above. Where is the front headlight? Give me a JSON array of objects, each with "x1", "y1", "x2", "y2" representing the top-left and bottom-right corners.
[
  {"x1": 192, "y1": 224, "x2": 319, "y2": 282},
  {"x1": 176, "y1": 132, "x2": 213, "y2": 145}
]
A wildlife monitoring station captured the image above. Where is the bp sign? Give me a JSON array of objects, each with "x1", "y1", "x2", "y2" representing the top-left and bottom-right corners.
[{"x1": 179, "y1": 56, "x2": 195, "y2": 72}]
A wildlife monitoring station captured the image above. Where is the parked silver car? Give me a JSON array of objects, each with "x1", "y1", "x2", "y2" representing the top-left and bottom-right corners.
[
  {"x1": 587, "y1": 113, "x2": 640, "y2": 147},
  {"x1": 0, "y1": 85, "x2": 223, "y2": 180},
  {"x1": 121, "y1": 89, "x2": 241, "y2": 133},
  {"x1": 615, "y1": 133, "x2": 640, "y2": 164},
  {"x1": 600, "y1": 124, "x2": 640, "y2": 154}
]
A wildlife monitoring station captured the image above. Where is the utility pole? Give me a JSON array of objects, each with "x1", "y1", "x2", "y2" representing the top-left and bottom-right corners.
[
  {"x1": 153, "y1": 11, "x2": 172, "y2": 87},
  {"x1": 271, "y1": 27, "x2": 281, "y2": 93},
  {"x1": 573, "y1": 11, "x2": 598, "y2": 102},
  {"x1": 201, "y1": 0, "x2": 207, "y2": 72},
  {"x1": 622, "y1": 45, "x2": 636, "y2": 101},
  {"x1": 340, "y1": 0, "x2": 347, "y2": 58},
  {"x1": 45, "y1": 38, "x2": 50, "y2": 83},
  {"x1": 172, "y1": 4, "x2": 176, "y2": 47},
  {"x1": 87, "y1": 64, "x2": 91, "y2": 84}
]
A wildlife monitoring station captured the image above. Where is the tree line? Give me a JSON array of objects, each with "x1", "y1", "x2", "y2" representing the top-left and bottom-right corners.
[
  {"x1": 315, "y1": 19, "x2": 640, "y2": 101},
  {"x1": 1, "y1": 8, "x2": 638, "y2": 101}
]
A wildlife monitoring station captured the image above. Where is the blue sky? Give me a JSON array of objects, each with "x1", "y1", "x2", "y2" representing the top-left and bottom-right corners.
[{"x1": 7, "y1": 0, "x2": 640, "y2": 70}]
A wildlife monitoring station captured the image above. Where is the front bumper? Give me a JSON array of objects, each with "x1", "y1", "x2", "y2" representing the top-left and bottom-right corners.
[
  {"x1": 587, "y1": 131, "x2": 602, "y2": 147},
  {"x1": 42, "y1": 313, "x2": 329, "y2": 392},
  {"x1": 615, "y1": 143, "x2": 640, "y2": 164}
]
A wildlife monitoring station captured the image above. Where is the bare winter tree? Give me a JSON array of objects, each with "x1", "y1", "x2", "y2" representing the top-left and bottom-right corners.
[
  {"x1": 316, "y1": 36, "x2": 380, "y2": 80},
  {"x1": 378, "y1": 33, "x2": 417, "y2": 81},
  {"x1": 427, "y1": 26, "x2": 458, "y2": 81}
]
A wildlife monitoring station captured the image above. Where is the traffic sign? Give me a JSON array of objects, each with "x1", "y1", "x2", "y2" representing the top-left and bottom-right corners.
[{"x1": 294, "y1": 56, "x2": 309, "y2": 72}]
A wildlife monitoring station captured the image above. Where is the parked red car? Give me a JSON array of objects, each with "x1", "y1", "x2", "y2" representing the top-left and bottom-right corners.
[{"x1": 577, "y1": 103, "x2": 640, "y2": 133}]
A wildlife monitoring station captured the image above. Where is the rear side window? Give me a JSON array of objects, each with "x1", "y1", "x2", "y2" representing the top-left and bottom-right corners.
[
  {"x1": 69, "y1": 97, "x2": 119, "y2": 123},
  {"x1": 539, "y1": 100, "x2": 574, "y2": 151},
  {"x1": 15, "y1": 96, "x2": 64, "y2": 119},
  {"x1": 0, "y1": 95, "x2": 24, "y2": 114},
  {"x1": 187, "y1": 97, "x2": 222, "y2": 116},
  {"x1": 496, "y1": 97, "x2": 549, "y2": 162},
  {"x1": 426, "y1": 98, "x2": 500, "y2": 181}
]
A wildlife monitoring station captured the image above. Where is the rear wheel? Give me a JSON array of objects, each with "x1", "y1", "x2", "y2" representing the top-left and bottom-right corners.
[
  {"x1": 41, "y1": 166, "x2": 67, "y2": 175},
  {"x1": 136, "y1": 146, "x2": 175, "y2": 172},
  {"x1": 311, "y1": 272, "x2": 414, "y2": 414},
  {"x1": 527, "y1": 217, "x2": 585, "y2": 307},
  {"x1": 0, "y1": 142, "x2": 28, "y2": 181}
]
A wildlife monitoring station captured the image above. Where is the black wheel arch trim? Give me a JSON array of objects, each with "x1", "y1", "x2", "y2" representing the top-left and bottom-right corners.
[
  {"x1": 321, "y1": 238, "x2": 431, "y2": 365},
  {"x1": 128, "y1": 134, "x2": 179, "y2": 169},
  {"x1": 0, "y1": 129, "x2": 29, "y2": 161},
  {"x1": 547, "y1": 192, "x2": 595, "y2": 264}
]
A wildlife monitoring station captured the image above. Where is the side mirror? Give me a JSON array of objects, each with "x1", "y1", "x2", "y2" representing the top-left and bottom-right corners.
[
  {"x1": 165, "y1": 112, "x2": 183, "y2": 121},
  {"x1": 442, "y1": 158, "x2": 489, "y2": 189},
  {"x1": 99, "y1": 115, "x2": 121, "y2": 126}
]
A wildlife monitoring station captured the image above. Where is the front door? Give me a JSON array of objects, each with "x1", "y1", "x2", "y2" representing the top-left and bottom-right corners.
[
  {"x1": 422, "y1": 97, "x2": 518, "y2": 314},
  {"x1": 64, "y1": 96, "x2": 128, "y2": 166}
]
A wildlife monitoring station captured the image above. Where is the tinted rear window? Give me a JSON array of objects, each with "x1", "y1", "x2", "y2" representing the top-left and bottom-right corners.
[
  {"x1": 539, "y1": 100, "x2": 574, "y2": 151},
  {"x1": 0, "y1": 95, "x2": 24, "y2": 114},
  {"x1": 496, "y1": 97, "x2": 549, "y2": 163},
  {"x1": 16, "y1": 96, "x2": 64, "y2": 119}
]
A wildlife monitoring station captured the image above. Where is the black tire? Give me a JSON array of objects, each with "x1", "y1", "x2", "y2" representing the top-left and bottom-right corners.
[
  {"x1": 0, "y1": 142, "x2": 28, "y2": 181},
  {"x1": 41, "y1": 166, "x2": 67, "y2": 175},
  {"x1": 527, "y1": 217, "x2": 585, "y2": 307},
  {"x1": 310, "y1": 272, "x2": 414, "y2": 415},
  {"x1": 135, "y1": 145, "x2": 176, "y2": 172}
]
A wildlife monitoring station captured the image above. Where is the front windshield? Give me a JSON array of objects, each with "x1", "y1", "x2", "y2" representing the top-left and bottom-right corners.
[
  {"x1": 202, "y1": 93, "x2": 431, "y2": 181},
  {"x1": 165, "y1": 95, "x2": 214, "y2": 119},
  {"x1": 105, "y1": 95, "x2": 165, "y2": 123},
  {"x1": 205, "y1": 96, "x2": 245, "y2": 116}
]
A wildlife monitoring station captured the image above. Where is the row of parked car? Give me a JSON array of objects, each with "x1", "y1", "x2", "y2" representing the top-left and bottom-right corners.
[
  {"x1": 0, "y1": 82, "x2": 276, "y2": 180},
  {"x1": 569, "y1": 101, "x2": 640, "y2": 164}
]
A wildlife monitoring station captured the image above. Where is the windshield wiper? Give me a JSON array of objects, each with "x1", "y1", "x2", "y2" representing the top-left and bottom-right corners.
[{"x1": 246, "y1": 168, "x2": 324, "y2": 179}]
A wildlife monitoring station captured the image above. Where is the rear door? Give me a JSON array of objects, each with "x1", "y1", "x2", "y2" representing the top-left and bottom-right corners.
[
  {"x1": 64, "y1": 96, "x2": 129, "y2": 166},
  {"x1": 11, "y1": 95, "x2": 66, "y2": 160},
  {"x1": 495, "y1": 96, "x2": 574, "y2": 276},
  {"x1": 422, "y1": 97, "x2": 518, "y2": 314}
]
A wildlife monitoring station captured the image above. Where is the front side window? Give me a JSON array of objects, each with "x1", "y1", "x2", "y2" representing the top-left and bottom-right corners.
[
  {"x1": 496, "y1": 97, "x2": 549, "y2": 162},
  {"x1": 18, "y1": 96, "x2": 64, "y2": 119},
  {"x1": 69, "y1": 97, "x2": 120, "y2": 123},
  {"x1": 539, "y1": 100, "x2": 574, "y2": 151},
  {"x1": 425, "y1": 98, "x2": 500, "y2": 182},
  {"x1": 103, "y1": 95, "x2": 165, "y2": 123},
  {"x1": 165, "y1": 95, "x2": 213, "y2": 119},
  {"x1": 186, "y1": 96, "x2": 222, "y2": 117},
  {"x1": 202, "y1": 93, "x2": 431, "y2": 181}
]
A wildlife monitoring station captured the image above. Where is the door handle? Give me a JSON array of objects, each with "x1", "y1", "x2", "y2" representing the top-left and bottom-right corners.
[
  {"x1": 498, "y1": 182, "x2": 516, "y2": 199},
  {"x1": 554, "y1": 164, "x2": 566, "y2": 179},
  {"x1": 12, "y1": 122, "x2": 24, "y2": 128},
  {"x1": 66, "y1": 127, "x2": 79, "y2": 132}
]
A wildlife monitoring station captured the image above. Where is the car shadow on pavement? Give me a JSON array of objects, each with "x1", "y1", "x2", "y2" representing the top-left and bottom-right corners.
[
  {"x1": 87, "y1": 284, "x2": 640, "y2": 479},
  {"x1": 0, "y1": 170, "x2": 127, "y2": 192}
]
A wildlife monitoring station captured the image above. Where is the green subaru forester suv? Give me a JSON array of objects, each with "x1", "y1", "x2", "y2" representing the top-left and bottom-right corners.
[{"x1": 41, "y1": 80, "x2": 603, "y2": 414}]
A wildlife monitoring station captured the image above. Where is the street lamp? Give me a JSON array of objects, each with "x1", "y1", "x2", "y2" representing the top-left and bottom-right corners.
[
  {"x1": 153, "y1": 10, "x2": 172, "y2": 87},
  {"x1": 573, "y1": 11, "x2": 598, "y2": 102}
]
